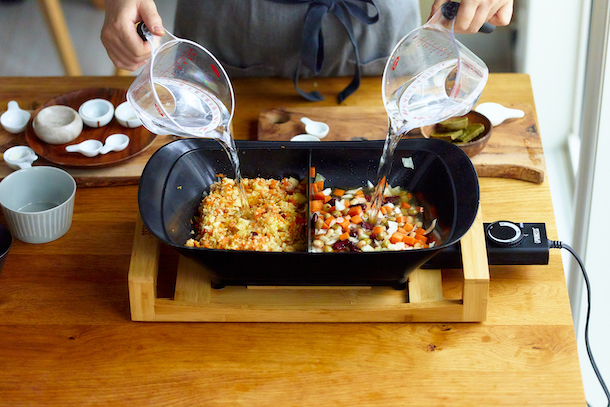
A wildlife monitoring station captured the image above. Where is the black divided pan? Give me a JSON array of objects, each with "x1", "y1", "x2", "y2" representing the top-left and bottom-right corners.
[{"x1": 138, "y1": 139, "x2": 479, "y2": 287}]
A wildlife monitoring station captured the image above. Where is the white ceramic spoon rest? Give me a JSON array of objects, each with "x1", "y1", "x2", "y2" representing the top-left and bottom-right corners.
[{"x1": 474, "y1": 102, "x2": 525, "y2": 127}]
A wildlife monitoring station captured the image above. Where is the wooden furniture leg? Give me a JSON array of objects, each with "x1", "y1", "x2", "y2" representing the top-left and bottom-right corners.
[{"x1": 38, "y1": 0, "x2": 82, "y2": 76}]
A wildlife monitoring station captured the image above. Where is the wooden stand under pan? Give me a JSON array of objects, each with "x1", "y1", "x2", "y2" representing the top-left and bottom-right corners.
[{"x1": 128, "y1": 209, "x2": 489, "y2": 323}]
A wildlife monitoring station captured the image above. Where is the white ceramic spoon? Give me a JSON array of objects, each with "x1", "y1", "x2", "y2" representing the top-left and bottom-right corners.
[
  {"x1": 100, "y1": 134, "x2": 130, "y2": 154},
  {"x1": 65, "y1": 139, "x2": 103, "y2": 157},
  {"x1": 474, "y1": 102, "x2": 525, "y2": 127},
  {"x1": 300, "y1": 117, "x2": 329, "y2": 139}
]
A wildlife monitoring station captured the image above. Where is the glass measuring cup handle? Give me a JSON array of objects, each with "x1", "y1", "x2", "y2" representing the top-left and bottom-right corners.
[
  {"x1": 136, "y1": 22, "x2": 154, "y2": 43},
  {"x1": 440, "y1": 1, "x2": 496, "y2": 33}
]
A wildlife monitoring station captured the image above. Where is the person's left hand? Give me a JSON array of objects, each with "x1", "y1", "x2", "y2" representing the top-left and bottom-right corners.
[{"x1": 429, "y1": 0, "x2": 514, "y2": 33}]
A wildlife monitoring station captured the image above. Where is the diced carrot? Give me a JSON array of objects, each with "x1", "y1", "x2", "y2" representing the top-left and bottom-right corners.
[
  {"x1": 380, "y1": 206, "x2": 388, "y2": 215},
  {"x1": 355, "y1": 189, "x2": 364, "y2": 196},
  {"x1": 373, "y1": 226, "x2": 384, "y2": 234},
  {"x1": 396, "y1": 216, "x2": 407, "y2": 224},
  {"x1": 315, "y1": 180, "x2": 324, "y2": 192},
  {"x1": 402, "y1": 235, "x2": 416, "y2": 246},
  {"x1": 314, "y1": 191, "x2": 326, "y2": 201},
  {"x1": 344, "y1": 199, "x2": 350, "y2": 207},
  {"x1": 334, "y1": 188, "x2": 345, "y2": 196},
  {"x1": 323, "y1": 195, "x2": 332, "y2": 203},
  {"x1": 340, "y1": 218, "x2": 351, "y2": 231},
  {"x1": 321, "y1": 222, "x2": 329, "y2": 230},
  {"x1": 414, "y1": 233, "x2": 428, "y2": 243},
  {"x1": 351, "y1": 215, "x2": 363, "y2": 224},
  {"x1": 312, "y1": 183, "x2": 319, "y2": 194},
  {"x1": 339, "y1": 231, "x2": 350, "y2": 241},
  {"x1": 397, "y1": 227, "x2": 407, "y2": 234},
  {"x1": 406, "y1": 192, "x2": 412, "y2": 199},
  {"x1": 310, "y1": 199, "x2": 324, "y2": 212},
  {"x1": 348, "y1": 205, "x2": 363, "y2": 216},
  {"x1": 403, "y1": 223, "x2": 414, "y2": 232},
  {"x1": 324, "y1": 215, "x2": 335, "y2": 225},
  {"x1": 401, "y1": 201, "x2": 411, "y2": 209},
  {"x1": 310, "y1": 167, "x2": 316, "y2": 178},
  {"x1": 415, "y1": 227, "x2": 426, "y2": 235},
  {"x1": 390, "y1": 232, "x2": 405, "y2": 244}
]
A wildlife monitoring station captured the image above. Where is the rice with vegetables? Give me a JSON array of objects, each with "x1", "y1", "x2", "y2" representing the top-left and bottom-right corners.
[{"x1": 186, "y1": 177, "x2": 308, "y2": 251}]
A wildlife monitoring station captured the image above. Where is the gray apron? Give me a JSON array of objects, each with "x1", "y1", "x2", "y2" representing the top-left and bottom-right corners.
[{"x1": 174, "y1": 0, "x2": 421, "y2": 102}]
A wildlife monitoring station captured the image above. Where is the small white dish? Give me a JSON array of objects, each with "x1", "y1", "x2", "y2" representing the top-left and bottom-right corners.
[
  {"x1": 300, "y1": 117, "x2": 329, "y2": 139},
  {"x1": 78, "y1": 98, "x2": 114, "y2": 128},
  {"x1": 1, "y1": 101, "x2": 31, "y2": 134},
  {"x1": 114, "y1": 101, "x2": 142, "y2": 128},
  {"x1": 290, "y1": 134, "x2": 321, "y2": 142},
  {"x1": 100, "y1": 134, "x2": 130, "y2": 154},
  {"x1": 65, "y1": 139, "x2": 103, "y2": 157},
  {"x1": 474, "y1": 102, "x2": 525, "y2": 127},
  {"x1": 3, "y1": 146, "x2": 38, "y2": 171},
  {"x1": 0, "y1": 166, "x2": 76, "y2": 244},
  {"x1": 33, "y1": 105, "x2": 83, "y2": 145}
]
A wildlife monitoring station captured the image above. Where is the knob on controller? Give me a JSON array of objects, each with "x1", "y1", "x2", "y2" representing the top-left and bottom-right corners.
[{"x1": 485, "y1": 221, "x2": 524, "y2": 247}]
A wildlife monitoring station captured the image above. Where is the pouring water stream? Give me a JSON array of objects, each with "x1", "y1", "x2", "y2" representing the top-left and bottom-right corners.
[{"x1": 370, "y1": 3, "x2": 489, "y2": 221}]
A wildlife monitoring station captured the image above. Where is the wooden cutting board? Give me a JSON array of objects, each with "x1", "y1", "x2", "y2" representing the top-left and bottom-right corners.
[
  {"x1": 0, "y1": 128, "x2": 175, "y2": 187},
  {"x1": 257, "y1": 103, "x2": 545, "y2": 183}
]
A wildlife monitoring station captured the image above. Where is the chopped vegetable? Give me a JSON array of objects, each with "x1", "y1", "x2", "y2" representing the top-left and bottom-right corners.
[
  {"x1": 309, "y1": 176, "x2": 436, "y2": 253},
  {"x1": 429, "y1": 115, "x2": 487, "y2": 144}
]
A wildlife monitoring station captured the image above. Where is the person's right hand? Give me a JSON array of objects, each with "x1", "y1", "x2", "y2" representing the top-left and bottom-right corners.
[{"x1": 101, "y1": 0, "x2": 165, "y2": 71}]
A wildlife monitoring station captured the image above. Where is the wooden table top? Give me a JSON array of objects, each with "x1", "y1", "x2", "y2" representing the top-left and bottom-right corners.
[{"x1": 0, "y1": 74, "x2": 586, "y2": 406}]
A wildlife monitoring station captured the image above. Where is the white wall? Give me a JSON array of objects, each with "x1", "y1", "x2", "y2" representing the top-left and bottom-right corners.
[{"x1": 518, "y1": 1, "x2": 609, "y2": 405}]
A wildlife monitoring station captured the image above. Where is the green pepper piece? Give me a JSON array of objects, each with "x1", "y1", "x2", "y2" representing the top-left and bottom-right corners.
[
  {"x1": 438, "y1": 116, "x2": 468, "y2": 131},
  {"x1": 458, "y1": 123, "x2": 485, "y2": 143},
  {"x1": 431, "y1": 129, "x2": 464, "y2": 140}
]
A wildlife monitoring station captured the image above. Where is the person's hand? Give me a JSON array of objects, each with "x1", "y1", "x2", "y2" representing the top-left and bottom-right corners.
[
  {"x1": 101, "y1": 0, "x2": 165, "y2": 71},
  {"x1": 429, "y1": 0, "x2": 514, "y2": 34}
]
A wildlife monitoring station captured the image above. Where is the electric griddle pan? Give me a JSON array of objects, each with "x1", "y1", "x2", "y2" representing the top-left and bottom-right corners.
[{"x1": 138, "y1": 139, "x2": 479, "y2": 287}]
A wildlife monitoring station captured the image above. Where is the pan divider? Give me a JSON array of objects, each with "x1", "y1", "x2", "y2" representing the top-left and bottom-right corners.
[{"x1": 128, "y1": 207, "x2": 488, "y2": 323}]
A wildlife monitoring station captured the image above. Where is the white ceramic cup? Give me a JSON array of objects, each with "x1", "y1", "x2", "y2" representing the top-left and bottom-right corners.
[
  {"x1": 114, "y1": 101, "x2": 142, "y2": 128},
  {"x1": 78, "y1": 98, "x2": 115, "y2": 128},
  {"x1": 0, "y1": 166, "x2": 76, "y2": 244},
  {"x1": 290, "y1": 134, "x2": 321, "y2": 142}
]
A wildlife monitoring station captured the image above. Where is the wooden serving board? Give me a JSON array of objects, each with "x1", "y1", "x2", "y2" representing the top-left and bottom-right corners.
[
  {"x1": 0, "y1": 88, "x2": 176, "y2": 188},
  {"x1": 1, "y1": 127, "x2": 174, "y2": 187},
  {"x1": 25, "y1": 88, "x2": 157, "y2": 168},
  {"x1": 257, "y1": 103, "x2": 546, "y2": 183}
]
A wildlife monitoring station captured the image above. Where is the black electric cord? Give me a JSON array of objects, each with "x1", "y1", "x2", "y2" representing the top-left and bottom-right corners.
[{"x1": 549, "y1": 240, "x2": 610, "y2": 407}]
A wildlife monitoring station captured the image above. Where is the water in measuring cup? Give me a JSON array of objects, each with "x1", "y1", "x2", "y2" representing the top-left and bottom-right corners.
[{"x1": 143, "y1": 77, "x2": 248, "y2": 208}]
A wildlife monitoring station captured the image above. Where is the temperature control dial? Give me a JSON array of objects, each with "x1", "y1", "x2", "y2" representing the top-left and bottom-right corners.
[{"x1": 485, "y1": 221, "x2": 524, "y2": 247}]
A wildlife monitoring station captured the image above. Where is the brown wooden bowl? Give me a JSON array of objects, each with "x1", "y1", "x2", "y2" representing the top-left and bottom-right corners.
[
  {"x1": 25, "y1": 88, "x2": 157, "y2": 168},
  {"x1": 420, "y1": 111, "x2": 492, "y2": 158}
]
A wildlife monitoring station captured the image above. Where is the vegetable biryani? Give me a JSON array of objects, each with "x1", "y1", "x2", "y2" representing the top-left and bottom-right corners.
[{"x1": 186, "y1": 177, "x2": 308, "y2": 251}]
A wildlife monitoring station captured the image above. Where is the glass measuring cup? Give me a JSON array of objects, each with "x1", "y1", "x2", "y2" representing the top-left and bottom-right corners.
[
  {"x1": 382, "y1": 3, "x2": 489, "y2": 136},
  {"x1": 128, "y1": 24, "x2": 249, "y2": 208},
  {"x1": 371, "y1": 2, "x2": 489, "y2": 217},
  {"x1": 127, "y1": 23, "x2": 235, "y2": 141}
]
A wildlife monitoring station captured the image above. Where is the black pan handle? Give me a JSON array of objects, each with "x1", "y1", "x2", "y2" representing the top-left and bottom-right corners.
[
  {"x1": 136, "y1": 21, "x2": 150, "y2": 41},
  {"x1": 441, "y1": 1, "x2": 496, "y2": 34}
]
